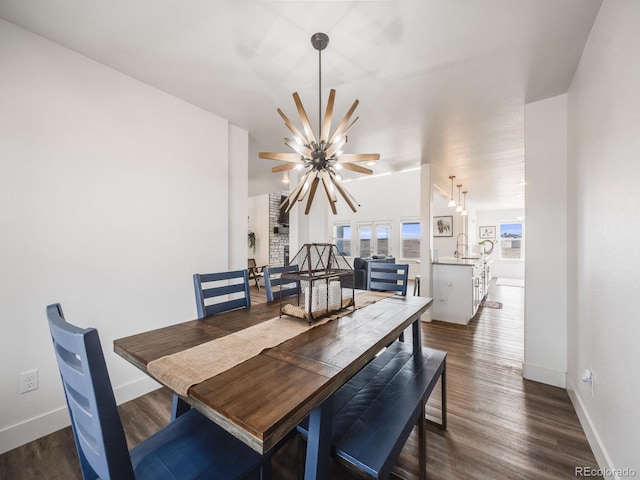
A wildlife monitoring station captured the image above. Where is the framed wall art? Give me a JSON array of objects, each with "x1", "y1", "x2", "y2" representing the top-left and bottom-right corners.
[
  {"x1": 479, "y1": 225, "x2": 496, "y2": 239},
  {"x1": 433, "y1": 216, "x2": 453, "y2": 237}
]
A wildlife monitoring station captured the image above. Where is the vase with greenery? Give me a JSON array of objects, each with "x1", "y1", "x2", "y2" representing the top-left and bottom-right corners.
[{"x1": 248, "y1": 232, "x2": 256, "y2": 253}]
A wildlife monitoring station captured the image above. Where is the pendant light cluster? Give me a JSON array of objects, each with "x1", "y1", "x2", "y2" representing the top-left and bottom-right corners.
[{"x1": 447, "y1": 175, "x2": 468, "y2": 216}]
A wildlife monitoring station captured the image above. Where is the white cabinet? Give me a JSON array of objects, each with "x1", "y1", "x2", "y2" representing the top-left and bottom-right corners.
[{"x1": 432, "y1": 258, "x2": 491, "y2": 324}]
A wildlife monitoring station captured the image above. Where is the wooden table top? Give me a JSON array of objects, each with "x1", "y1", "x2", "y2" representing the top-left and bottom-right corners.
[{"x1": 114, "y1": 294, "x2": 432, "y2": 453}]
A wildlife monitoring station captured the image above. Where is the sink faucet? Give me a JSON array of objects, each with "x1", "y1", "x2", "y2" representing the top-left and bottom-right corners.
[{"x1": 455, "y1": 233, "x2": 468, "y2": 258}]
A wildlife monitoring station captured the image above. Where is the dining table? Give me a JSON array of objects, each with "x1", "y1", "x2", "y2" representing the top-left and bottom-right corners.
[{"x1": 114, "y1": 290, "x2": 433, "y2": 480}]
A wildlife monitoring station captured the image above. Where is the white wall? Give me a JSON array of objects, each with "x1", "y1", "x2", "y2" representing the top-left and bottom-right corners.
[
  {"x1": 0, "y1": 20, "x2": 245, "y2": 453},
  {"x1": 432, "y1": 191, "x2": 459, "y2": 259},
  {"x1": 228, "y1": 125, "x2": 249, "y2": 271},
  {"x1": 566, "y1": 0, "x2": 640, "y2": 474},
  {"x1": 524, "y1": 94, "x2": 568, "y2": 388},
  {"x1": 327, "y1": 169, "x2": 421, "y2": 277}
]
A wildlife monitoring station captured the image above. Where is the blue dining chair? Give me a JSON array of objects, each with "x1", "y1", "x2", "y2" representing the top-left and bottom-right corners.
[
  {"x1": 368, "y1": 262, "x2": 410, "y2": 342},
  {"x1": 171, "y1": 269, "x2": 253, "y2": 420},
  {"x1": 46, "y1": 303, "x2": 268, "y2": 480},
  {"x1": 367, "y1": 262, "x2": 409, "y2": 296},
  {"x1": 193, "y1": 269, "x2": 251, "y2": 318},
  {"x1": 263, "y1": 265, "x2": 301, "y2": 302}
]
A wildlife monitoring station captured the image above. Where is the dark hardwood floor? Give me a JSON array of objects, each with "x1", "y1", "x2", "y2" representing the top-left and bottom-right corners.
[{"x1": 0, "y1": 280, "x2": 601, "y2": 479}]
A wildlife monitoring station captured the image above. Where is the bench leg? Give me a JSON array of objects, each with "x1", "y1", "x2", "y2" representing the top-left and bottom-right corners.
[
  {"x1": 419, "y1": 400, "x2": 427, "y2": 480},
  {"x1": 440, "y1": 362, "x2": 447, "y2": 430},
  {"x1": 425, "y1": 362, "x2": 448, "y2": 430}
]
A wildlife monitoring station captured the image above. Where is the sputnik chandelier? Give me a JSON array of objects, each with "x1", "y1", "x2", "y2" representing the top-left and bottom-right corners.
[{"x1": 259, "y1": 33, "x2": 379, "y2": 214}]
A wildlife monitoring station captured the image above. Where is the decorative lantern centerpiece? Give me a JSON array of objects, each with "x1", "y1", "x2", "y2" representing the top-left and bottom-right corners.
[{"x1": 280, "y1": 243, "x2": 354, "y2": 324}]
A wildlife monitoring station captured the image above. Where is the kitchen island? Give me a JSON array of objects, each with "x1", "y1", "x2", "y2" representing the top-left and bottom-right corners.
[{"x1": 432, "y1": 256, "x2": 491, "y2": 324}]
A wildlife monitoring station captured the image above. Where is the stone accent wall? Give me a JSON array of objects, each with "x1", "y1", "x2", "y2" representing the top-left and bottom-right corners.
[{"x1": 269, "y1": 192, "x2": 290, "y2": 266}]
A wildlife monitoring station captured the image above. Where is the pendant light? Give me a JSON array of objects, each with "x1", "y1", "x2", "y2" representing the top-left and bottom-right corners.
[
  {"x1": 461, "y1": 191, "x2": 468, "y2": 216},
  {"x1": 448, "y1": 176, "x2": 457, "y2": 207},
  {"x1": 259, "y1": 32, "x2": 379, "y2": 215},
  {"x1": 455, "y1": 185, "x2": 463, "y2": 212}
]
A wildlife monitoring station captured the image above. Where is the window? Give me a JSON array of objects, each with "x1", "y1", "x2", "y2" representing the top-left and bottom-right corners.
[
  {"x1": 400, "y1": 220, "x2": 421, "y2": 260},
  {"x1": 358, "y1": 224, "x2": 372, "y2": 258},
  {"x1": 375, "y1": 223, "x2": 390, "y2": 256},
  {"x1": 499, "y1": 222, "x2": 524, "y2": 260},
  {"x1": 334, "y1": 223, "x2": 351, "y2": 256},
  {"x1": 357, "y1": 222, "x2": 391, "y2": 257}
]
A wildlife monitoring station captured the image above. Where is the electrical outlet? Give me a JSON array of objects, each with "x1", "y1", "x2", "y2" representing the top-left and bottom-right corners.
[{"x1": 20, "y1": 369, "x2": 39, "y2": 393}]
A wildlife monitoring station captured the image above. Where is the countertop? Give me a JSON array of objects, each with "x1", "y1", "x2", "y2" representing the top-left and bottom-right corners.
[{"x1": 433, "y1": 256, "x2": 487, "y2": 266}]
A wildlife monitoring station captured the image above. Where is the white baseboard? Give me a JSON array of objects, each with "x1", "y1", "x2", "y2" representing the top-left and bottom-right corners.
[
  {"x1": 0, "y1": 405, "x2": 71, "y2": 456},
  {"x1": 113, "y1": 375, "x2": 161, "y2": 406},
  {"x1": 522, "y1": 361, "x2": 566, "y2": 388},
  {"x1": 567, "y1": 379, "x2": 618, "y2": 480},
  {"x1": 420, "y1": 309, "x2": 433, "y2": 322},
  {"x1": 0, "y1": 376, "x2": 160, "y2": 455}
]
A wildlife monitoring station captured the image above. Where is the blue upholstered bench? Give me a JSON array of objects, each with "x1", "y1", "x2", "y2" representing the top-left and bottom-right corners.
[{"x1": 297, "y1": 341, "x2": 447, "y2": 479}]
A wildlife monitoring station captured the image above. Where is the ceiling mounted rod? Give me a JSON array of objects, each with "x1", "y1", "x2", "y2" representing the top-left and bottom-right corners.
[
  {"x1": 462, "y1": 190, "x2": 468, "y2": 216},
  {"x1": 448, "y1": 176, "x2": 457, "y2": 207},
  {"x1": 311, "y1": 33, "x2": 329, "y2": 136}
]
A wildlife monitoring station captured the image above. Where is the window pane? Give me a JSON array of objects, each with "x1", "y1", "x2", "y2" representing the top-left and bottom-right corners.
[
  {"x1": 335, "y1": 225, "x2": 351, "y2": 256},
  {"x1": 401, "y1": 222, "x2": 421, "y2": 259},
  {"x1": 376, "y1": 226, "x2": 390, "y2": 256},
  {"x1": 359, "y1": 226, "x2": 372, "y2": 258},
  {"x1": 500, "y1": 223, "x2": 522, "y2": 259}
]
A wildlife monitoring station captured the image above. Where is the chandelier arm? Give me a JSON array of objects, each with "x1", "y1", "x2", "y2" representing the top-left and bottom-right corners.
[
  {"x1": 284, "y1": 172, "x2": 311, "y2": 210},
  {"x1": 328, "y1": 99, "x2": 359, "y2": 144},
  {"x1": 277, "y1": 108, "x2": 308, "y2": 144},
  {"x1": 271, "y1": 163, "x2": 298, "y2": 173},
  {"x1": 320, "y1": 174, "x2": 338, "y2": 214},
  {"x1": 305, "y1": 177, "x2": 321, "y2": 214},
  {"x1": 341, "y1": 163, "x2": 373, "y2": 175},
  {"x1": 340, "y1": 116, "x2": 359, "y2": 139},
  {"x1": 292, "y1": 93, "x2": 317, "y2": 145},
  {"x1": 259, "y1": 152, "x2": 302, "y2": 162},
  {"x1": 297, "y1": 171, "x2": 317, "y2": 203},
  {"x1": 284, "y1": 138, "x2": 313, "y2": 158},
  {"x1": 331, "y1": 177, "x2": 359, "y2": 212},
  {"x1": 337, "y1": 153, "x2": 379, "y2": 163},
  {"x1": 324, "y1": 137, "x2": 346, "y2": 158},
  {"x1": 320, "y1": 89, "x2": 336, "y2": 142}
]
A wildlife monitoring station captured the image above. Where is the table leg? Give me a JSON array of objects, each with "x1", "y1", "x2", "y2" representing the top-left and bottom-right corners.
[{"x1": 304, "y1": 397, "x2": 333, "y2": 480}]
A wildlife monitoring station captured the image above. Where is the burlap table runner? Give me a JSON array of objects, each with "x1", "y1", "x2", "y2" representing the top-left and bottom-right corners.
[{"x1": 148, "y1": 290, "x2": 393, "y2": 396}]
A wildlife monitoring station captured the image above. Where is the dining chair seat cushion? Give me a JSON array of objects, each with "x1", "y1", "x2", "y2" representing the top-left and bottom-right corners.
[{"x1": 131, "y1": 408, "x2": 261, "y2": 480}]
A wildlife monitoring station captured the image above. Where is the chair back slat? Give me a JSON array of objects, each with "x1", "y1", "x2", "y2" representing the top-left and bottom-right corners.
[
  {"x1": 193, "y1": 269, "x2": 251, "y2": 318},
  {"x1": 201, "y1": 282, "x2": 247, "y2": 299},
  {"x1": 264, "y1": 265, "x2": 301, "y2": 302},
  {"x1": 368, "y1": 263, "x2": 409, "y2": 296},
  {"x1": 46, "y1": 304, "x2": 135, "y2": 480}
]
